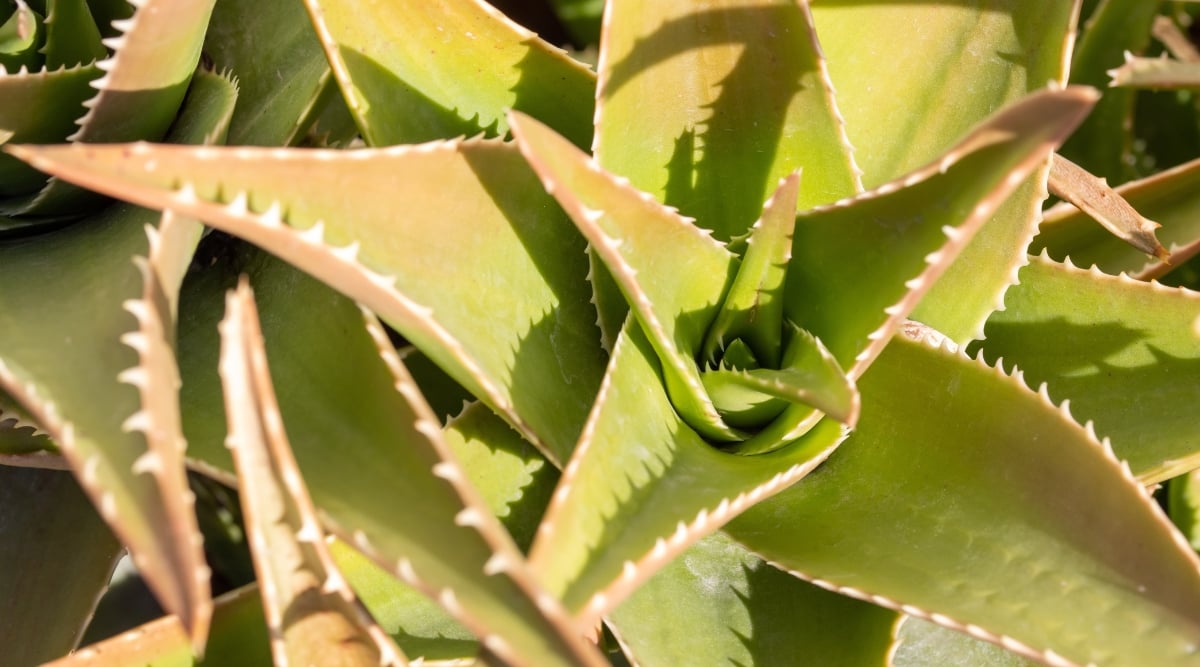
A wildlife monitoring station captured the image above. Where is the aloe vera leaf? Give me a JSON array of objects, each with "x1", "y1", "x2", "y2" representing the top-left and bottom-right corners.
[
  {"x1": 596, "y1": 0, "x2": 858, "y2": 241},
  {"x1": 0, "y1": 70, "x2": 236, "y2": 649},
  {"x1": 331, "y1": 538, "x2": 480, "y2": 663},
  {"x1": 726, "y1": 326, "x2": 1200, "y2": 667},
  {"x1": 892, "y1": 617, "x2": 1040, "y2": 667},
  {"x1": 0, "y1": 64, "x2": 98, "y2": 198},
  {"x1": 608, "y1": 531, "x2": 897, "y2": 667},
  {"x1": 787, "y1": 88, "x2": 1095, "y2": 377},
  {"x1": 0, "y1": 387, "x2": 56, "y2": 456},
  {"x1": 304, "y1": 0, "x2": 594, "y2": 148},
  {"x1": 204, "y1": 0, "x2": 333, "y2": 146},
  {"x1": 7, "y1": 0, "x2": 216, "y2": 217},
  {"x1": 10, "y1": 138, "x2": 607, "y2": 467},
  {"x1": 42, "y1": 585, "x2": 272, "y2": 667},
  {"x1": 978, "y1": 253, "x2": 1200, "y2": 485},
  {"x1": 401, "y1": 348, "x2": 474, "y2": 425},
  {"x1": 1110, "y1": 53, "x2": 1200, "y2": 88},
  {"x1": 1061, "y1": 0, "x2": 1160, "y2": 184},
  {"x1": 701, "y1": 172, "x2": 798, "y2": 370},
  {"x1": 1036, "y1": 154, "x2": 1200, "y2": 278},
  {"x1": 701, "y1": 327, "x2": 856, "y2": 431},
  {"x1": 0, "y1": 465, "x2": 122, "y2": 667},
  {"x1": 42, "y1": 0, "x2": 106, "y2": 70},
  {"x1": 528, "y1": 319, "x2": 846, "y2": 627},
  {"x1": 0, "y1": 204, "x2": 214, "y2": 651},
  {"x1": 444, "y1": 401, "x2": 559, "y2": 553},
  {"x1": 511, "y1": 109, "x2": 741, "y2": 442},
  {"x1": 812, "y1": 1, "x2": 1078, "y2": 342},
  {"x1": 0, "y1": 0, "x2": 42, "y2": 72},
  {"x1": 217, "y1": 282, "x2": 406, "y2": 667},
  {"x1": 1047, "y1": 154, "x2": 1169, "y2": 259},
  {"x1": 174, "y1": 248, "x2": 605, "y2": 667}
]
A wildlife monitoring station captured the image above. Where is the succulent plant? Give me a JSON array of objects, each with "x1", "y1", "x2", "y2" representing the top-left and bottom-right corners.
[{"x1": 5, "y1": 1, "x2": 1200, "y2": 666}]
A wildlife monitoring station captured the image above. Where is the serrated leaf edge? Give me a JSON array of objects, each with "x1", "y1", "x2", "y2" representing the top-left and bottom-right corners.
[{"x1": 745, "y1": 321, "x2": 1200, "y2": 667}]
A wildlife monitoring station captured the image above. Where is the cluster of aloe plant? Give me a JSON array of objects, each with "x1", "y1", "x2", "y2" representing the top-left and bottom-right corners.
[{"x1": 5, "y1": 0, "x2": 1200, "y2": 665}]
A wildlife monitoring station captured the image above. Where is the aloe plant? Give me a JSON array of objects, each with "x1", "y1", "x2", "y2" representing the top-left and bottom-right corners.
[{"x1": 5, "y1": 1, "x2": 1200, "y2": 666}]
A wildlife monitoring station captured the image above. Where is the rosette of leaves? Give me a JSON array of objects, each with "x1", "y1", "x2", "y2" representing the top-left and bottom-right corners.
[{"x1": 9, "y1": 1, "x2": 1200, "y2": 666}]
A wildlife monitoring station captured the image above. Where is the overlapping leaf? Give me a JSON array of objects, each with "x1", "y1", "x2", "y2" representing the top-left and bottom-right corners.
[
  {"x1": 979, "y1": 253, "x2": 1200, "y2": 484},
  {"x1": 727, "y1": 326, "x2": 1200, "y2": 666},
  {"x1": 305, "y1": 0, "x2": 595, "y2": 148},
  {"x1": 9, "y1": 138, "x2": 608, "y2": 467}
]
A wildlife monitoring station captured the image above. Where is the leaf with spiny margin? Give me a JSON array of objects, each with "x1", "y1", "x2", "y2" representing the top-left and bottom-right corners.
[
  {"x1": 0, "y1": 466, "x2": 122, "y2": 667},
  {"x1": 304, "y1": 0, "x2": 594, "y2": 148},
  {"x1": 42, "y1": 585, "x2": 272, "y2": 667},
  {"x1": 701, "y1": 172, "x2": 798, "y2": 370},
  {"x1": 1109, "y1": 53, "x2": 1200, "y2": 89},
  {"x1": 0, "y1": 1, "x2": 41, "y2": 71},
  {"x1": 726, "y1": 326, "x2": 1200, "y2": 667},
  {"x1": 978, "y1": 253, "x2": 1200, "y2": 485},
  {"x1": 10, "y1": 138, "x2": 608, "y2": 467},
  {"x1": 528, "y1": 319, "x2": 846, "y2": 628},
  {"x1": 218, "y1": 281, "x2": 406, "y2": 667},
  {"x1": 786, "y1": 88, "x2": 1095, "y2": 377},
  {"x1": 510, "y1": 110, "x2": 742, "y2": 443},
  {"x1": 892, "y1": 617, "x2": 1041, "y2": 667},
  {"x1": 0, "y1": 207, "x2": 213, "y2": 651},
  {"x1": 0, "y1": 70, "x2": 236, "y2": 650},
  {"x1": 444, "y1": 401, "x2": 559, "y2": 553},
  {"x1": 702, "y1": 325, "x2": 857, "y2": 449},
  {"x1": 42, "y1": 0, "x2": 106, "y2": 70},
  {"x1": 811, "y1": 0, "x2": 1077, "y2": 342},
  {"x1": 332, "y1": 538, "x2": 479, "y2": 663},
  {"x1": 608, "y1": 531, "x2": 897, "y2": 667},
  {"x1": 0, "y1": 64, "x2": 97, "y2": 198},
  {"x1": 204, "y1": 0, "x2": 334, "y2": 146},
  {"x1": 5, "y1": 0, "x2": 216, "y2": 217},
  {"x1": 1060, "y1": 0, "x2": 1159, "y2": 184},
  {"x1": 1036, "y1": 155, "x2": 1200, "y2": 278},
  {"x1": 1047, "y1": 154, "x2": 1169, "y2": 260},
  {"x1": 0, "y1": 386, "x2": 56, "y2": 457},
  {"x1": 173, "y1": 247, "x2": 606, "y2": 667},
  {"x1": 333, "y1": 404, "x2": 557, "y2": 662},
  {"x1": 595, "y1": 0, "x2": 859, "y2": 240}
]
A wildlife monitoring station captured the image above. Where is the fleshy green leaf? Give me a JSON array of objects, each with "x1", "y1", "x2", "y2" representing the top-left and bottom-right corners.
[
  {"x1": 811, "y1": 1, "x2": 1078, "y2": 341},
  {"x1": 304, "y1": 0, "x2": 595, "y2": 148},
  {"x1": 528, "y1": 320, "x2": 845, "y2": 627},
  {"x1": 217, "y1": 281, "x2": 406, "y2": 667},
  {"x1": 595, "y1": 0, "x2": 859, "y2": 239},
  {"x1": 174, "y1": 247, "x2": 605, "y2": 667},
  {"x1": 42, "y1": 585, "x2": 272, "y2": 667},
  {"x1": 608, "y1": 531, "x2": 897, "y2": 667},
  {"x1": 979, "y1": 253, "x2": 1200, "y2": 484},
  {"x1": 786, "y1": 88, "x2": 1096, "y2": 377},
  {"x1": 42, "y1": 0, "x2": 106, "y2": 70},
  {"x1": 7, "y1": 0, "x2": 216, "y2": 216},
  {"x1": 9, "y1": 138, "x2": 608, "y2": 467},
  {"x1": 0, "y1": 206, "x2": 214, "y2": 650},
  {"x1": 727, "y1": 326, "x2": 1200, "y2": 666},
  {"x1": 511, "y1": 109, "x2": 741, "y2": 442},
  {"x1": 204, "y1": 0, "x2": 333, "y2": 146},
  {"x1": 0, "y1": 465, "x2": 122, "y2": 667},
  {"x1": 0, "y1": 64, "x2": 98, "y2": 199},
  {"x1": 331, "y1": 538, "x2": 479, "y2": 663},
  {"x1": 892, "y1": 617, "x2": 1040, "y2": 667}
]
